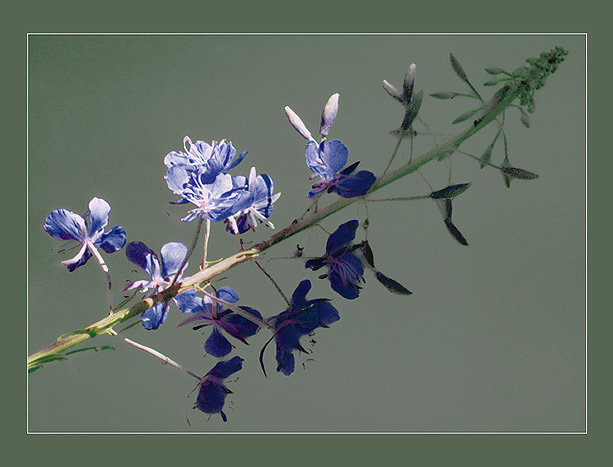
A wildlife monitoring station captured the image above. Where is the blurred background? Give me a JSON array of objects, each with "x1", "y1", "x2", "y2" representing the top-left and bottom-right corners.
[{"x1": 28, "y1": 34, "x2": 585, "y2": 432}]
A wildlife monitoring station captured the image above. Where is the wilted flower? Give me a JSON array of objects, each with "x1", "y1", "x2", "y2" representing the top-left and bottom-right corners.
[{"x1": 195, "y1": 356, "x2": 244, "y2": 422}]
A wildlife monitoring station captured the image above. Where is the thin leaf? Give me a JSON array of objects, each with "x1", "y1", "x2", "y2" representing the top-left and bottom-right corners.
[
  {"x1": 375, "y1": 271, "x2": 412, "y2": 295},
  {"x1": 501, "y1": 166, "x2": 539, "y2": 180},
  {"x1": 444, "y1": 218, "x2": 469, "y2": 246},
  {"x1": 430, "y1": 182, "x2": 472, "y2": 200},
  {"x1": 430, "y1": 91, "x2": 460, "y2": 99},
  {"x1": 450, "y1": 53, "x2": 482, "y2": 100},
  {"x1": 452, "y1": 107, "x2": 481, "y2": 124},
  {"x1": 485, "y1": 67, "x2": 506, "y2": 75},
  {"x1": 361, "y1": 241, "x2": 375, "y2": 267}
]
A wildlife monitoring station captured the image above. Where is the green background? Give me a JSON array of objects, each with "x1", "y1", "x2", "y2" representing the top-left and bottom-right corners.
[{"x1": 27, "y1": 34, "x2": 586, "y2": 433}]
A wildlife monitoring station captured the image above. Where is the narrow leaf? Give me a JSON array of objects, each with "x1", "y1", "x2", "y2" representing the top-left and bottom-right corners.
[
  {"x1": 485, "y1": 67, "x2": 506, "y2": 75},
  {"x1": 452, "y1": 107, "x2": 481, "y2": 124},
  {"x1": 361, "y1": 241, "x2": 375, "y2": 267},
  {"x1": 375, "y1": 271, "x2": 412, "y2": 295},
  {"x1": 501, "y1": 166, "x2": 539, "y2": 180},
  {"x1": 450, "y1": 53, "x2": 470, "y2": 84},
  {"x1": 444, "y1": 218, "x2": 469, "y2": 246},
  {"x1": 430, "y1": 91, "x2": 460, "y2": 99},
  {"x1": 430, "y1": 182, "x2": 472, "y2": 200}
]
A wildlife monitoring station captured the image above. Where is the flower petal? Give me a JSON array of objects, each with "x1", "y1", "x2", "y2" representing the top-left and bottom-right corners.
[
  {"x1": 43, "y1": 209, "x2": 87, "y2": 242},
  {"x1": 326, "y1": 219, "x2": 359, "y2": 254},
  {"x1": 216, "y1": 286, "x2": 239, "y2": 304},
  {"x1": 97, "y1": 225, "x2": 127, "y2": 253},
  {"x1": 160, "y1": 242, "x2": 188, "y2": 277},
  {"x1": 174, "y1": 289, "x2": 204, "y2": 314},
  {"x1": 205, "y1": 327, "x2": 233, "y2": 358},
  {"x1": 87, "y1": 197, "x2": 111, "y2": 237},
  {"x1": 141, "y1": 303, "x2": 169, "y2": 330},
  {"x1": 291, "y1": 279, "x2": 312, "y2": 306},
  {"x1": 125, "y1": 241, "x2": 158, "y2": 277}
]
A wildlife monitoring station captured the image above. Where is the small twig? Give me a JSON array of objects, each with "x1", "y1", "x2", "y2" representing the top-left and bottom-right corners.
[
  {"x1": 124, "y1": 338, "x2": 201, "y2": 381},
  {"x1": 253, "y1": 260, "x2": 290, "y2": 306}
]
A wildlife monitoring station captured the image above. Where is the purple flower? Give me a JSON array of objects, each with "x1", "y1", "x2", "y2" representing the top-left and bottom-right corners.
[
  {"x1": 195, "y1": 356, "x2": 244, "y2": 422},
  {"x1": 43, "y1": 197, "x2": 126, "y2": 272},
  {"x1": 125, "y1": 241, "x2": 199, "y2": 330},
  {"x1": 166, "y1": 168, "x2": 250, "y2": 223},
  {"x1": 260, "y1": 280, "x2": 340, "y2": 376},
  {"x1": 178, "y1": 286, "x2": 263, "y2": 358},
  {"x1": 164, "y1": 137, "x2": 247, "y2": 185},
  {"x1": 305, "y1": 219, "x2": 364, "y2": 300},
  {"x1": 225, "y1": 167, "x2": 281, "y2": 234},
  {"x1": 305, "y1": 140, "x2": 376, "y2": 198}
]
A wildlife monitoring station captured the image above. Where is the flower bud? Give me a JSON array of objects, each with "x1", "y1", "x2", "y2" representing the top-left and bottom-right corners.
[
  {"x1": 319, "y1": 93, "x2": 339, "y2": 138},
  {"x1": 402, "y1": 63, "x2": 416, "y2": 104},
  {"x1": 382, "y1": 79, "x2": 402, "y2": 102},
  {"x1": 284, "y1": 106, "x2": 313, "y2": 140}
]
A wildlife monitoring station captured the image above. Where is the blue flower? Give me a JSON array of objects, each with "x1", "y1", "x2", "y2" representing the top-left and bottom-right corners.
[
  {"x1": 195, "y1": 356, "x2": 244, "y2": 422},
  {"x1": 225, "y1": 167, "x2": 281, "y2": 234},
  {"x1": 164, "y1": 137, "x2": 247, "y2": 185},
  {"x1": 260, "y1": 280, "x2": 340, "y2": 376},
  {"x1": 43, "y1": 197, "x2": 126, "y2": 272},
  {"x1": 178, "y1": 286, "x2": 263, "y2": 358},
  {"x1": 305, "y1": 219, "x2": 364, "y2": 300},
  {"x1": 166, "y1": 169, "x2": 251, "y2": 223},
  {"x1": 125, "y1": 241, "x2": 200, "y2": 330},
  {"x1": 305, "y1": 140, "x2": 376, "y2": 198}
]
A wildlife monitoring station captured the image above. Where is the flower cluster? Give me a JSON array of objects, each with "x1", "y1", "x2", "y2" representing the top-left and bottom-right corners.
[
  {"x1": 164, "y1": 137, "x2": 280, "y2": 234},
  {"x1": 284, "y1": 94, "x2": 376, "y2": 198}
]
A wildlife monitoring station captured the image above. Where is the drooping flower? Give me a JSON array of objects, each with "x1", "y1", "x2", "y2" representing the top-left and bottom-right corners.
[
  {"x1": 260, "y1": 280, "x2": 340, "y2": 376},
  {"x1": 305, "y1": 219, "x2": 365, "y2": 300},
  {"x1": 164, "y1": 137, "x2": 247, "y2": 185},
  {"x1": 167, "y1": 168, "x2": 251, "y2": 223},
  {"x1": 178, "y1": 286, "x2": 263, "y2": 358},
  {"x1": 225, "y1": 167, "x2": 281, "y2": 234},
  {"x1": 125, "y1": 241, "x2": 200, "y2": 330},
  {"x1": 43, "y1": 197, "x2": 126, "y2": 273},
  {"x1": 305, "y1": 140, "x2": 376, "y2": 198},
  {"x1": 195, "y1": 356, "x2": 244, "y2": 422}
]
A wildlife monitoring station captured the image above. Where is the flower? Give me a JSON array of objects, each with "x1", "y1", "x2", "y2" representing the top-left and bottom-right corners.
[
  {"x1": 305, "y1": 219, "x2": 364, "y2": 300},
  {"x1": 261, "y1": 280, "x2": 340, "y2": 376},
  {"x1": 125, "y1": 241, "x2": 199, "y2": 330},
  {"x1": 164, "y1": 137, "x2": 247, "y2": 185},
  {"x1": 305, "y1": 140, "x2": 376, "y2": 198},
  {"x1": 285, "y1": 94, "x2": 375, "y2": 199},
  {"x1": 195, "y1": 356, "x2": 244, "y2": 422},
  {"x1": 43, "y1": 197, "x2": 126, "y2": 273},
  {"x1": 167, "y1": 169, "x2": 250, "y2": 223},
  {"x1": 225, "y1": 167, "x2": 281, "y2": 234},
  {"x1": 178, "y1": 286, "x2": 263, "y2": 358}
]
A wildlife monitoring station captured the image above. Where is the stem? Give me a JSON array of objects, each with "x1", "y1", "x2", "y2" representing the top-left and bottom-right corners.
[
  {"x1": 124, "y1": 338, "x2": 201, "y2": 381},
  {"x1": 28, "y1": 80, "x2": 525, "y2": 370}
]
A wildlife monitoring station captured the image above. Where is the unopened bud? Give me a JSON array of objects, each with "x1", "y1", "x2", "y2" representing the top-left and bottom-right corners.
[
  {"x1": 319, "y1": 93, "x2": 339, "y2": 138},
  {"x1": 382, "y1": 79, "x2": 402, "y2": 101},
  {"x1": 402, "y1": 63, "x2": 416, "y2": 104},
  {"x1": 284, "y1": 106, "x2": 313, "y2": 140}
]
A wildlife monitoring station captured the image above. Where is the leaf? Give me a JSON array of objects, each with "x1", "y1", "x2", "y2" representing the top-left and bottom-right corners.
[
  {"x1": 450, "y1": 53, "x2": 470, "y2": 84},
  {"x1": 452, "y1": 107, "x2": 481, "y2": 124},
  {"x1": 485, "y1": 67, "x2": 506, "y2": 75},
  {"x1": 430, "y1": 182, "x2": 472, "y2": 200},
  {"x1": 430, "y1": 91, "x2": 460, "y2": 99},
  {"x1": 444, "y1": 218, "x2": 469, "y2": 246},
  {"x1": 375, "y1": 271, "x2": 412, "y2": 295},
  {"x1": 361, "y1": 241, "x2": 375, "y2": 267},
  {"x1": 501, "y1": 166, "x2": 539, "y2": 180}
]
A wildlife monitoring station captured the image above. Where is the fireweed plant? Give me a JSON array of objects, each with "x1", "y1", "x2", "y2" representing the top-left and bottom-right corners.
[{"x1": 30, "y1": 48, "x2": 568, "y2": 423}]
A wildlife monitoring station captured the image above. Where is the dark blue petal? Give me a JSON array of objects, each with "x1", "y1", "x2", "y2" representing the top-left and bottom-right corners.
[
  {"x1": 141, "y1": 303, "x2": 169, "y2": 330},
  {"x1": 320, "y1": 140, "x2": 349, "y2": 176},
  {"x1": 317, "y1": 301, "x2": 341, "y2": 326},
  {"x1": 196, "y1": 380, "x2": 227, "y2": 417},
  {"x1": 305, "y1": 257, "x2": 326, "y2": 271},
  {"x1": 275, "y1": 346, "x2": 296, "y2": 376},
  {"x1": 217, "y1": 286, "x2": 239, "y2": 304},
  {"x1": 207, "y1": 355, "x2": 244, "y2": 379},
  {"x1": 87, "y1": 197, "x2": 111, "y2": 237},
  {"x1": 43, "y1": 208, "x2": 87, "y2": 242},
  {"x1": 223, "y1": 306, "x2": 262, "y2": 341},
  {"x1": 160, "y1": 242, "x2": 188, "y2": 277},
  {"x1": 291, "y1": 279, "x2": 311, "y2": 306},
  {"x1": 205, "y1": 327, "x2": 233, "y2": 357},
  {"x1": 97, "y1": 225, "x2": 127, "y2": 253},
  {"x1": 125, "y1": 241, "x2": 156, "y2": 275},
  {"x1": 173, "y1": 289, "x2": 204, "y2": 314},
  {"x1": 326, "y1": 219, "x2": 359, "y2": 254},
  {"x1": 165, "y1": 166, "x2": 192, "y2": 193},
  {"x1": 66, "y1": 248, "x2": 92, "y2": 272},
  {"x1": 228, "y1": 150, "x2": 248, "y2": 170},
  {"x1": 332, "y1": 170, "x2": 376, "y2": 198}
]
